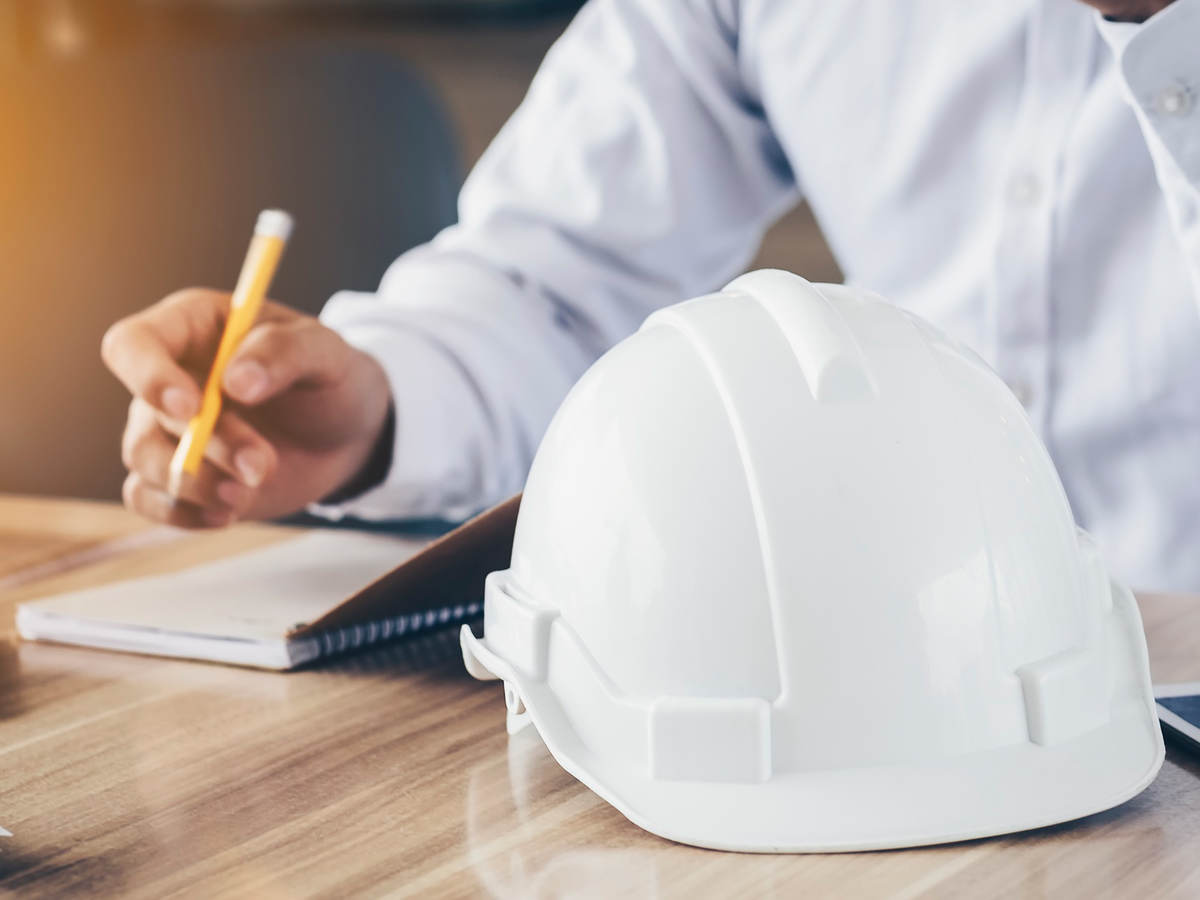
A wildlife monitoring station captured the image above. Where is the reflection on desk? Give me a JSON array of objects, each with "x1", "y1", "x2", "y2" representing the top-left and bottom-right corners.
[{"x1": 453, "y1": 716, "x2": 1200, "y2": 900}]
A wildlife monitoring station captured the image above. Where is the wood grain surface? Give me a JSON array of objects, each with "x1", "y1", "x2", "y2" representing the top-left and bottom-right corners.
[{"x1": 1, "y1": 496, "x2": 1198, "y2": 899}]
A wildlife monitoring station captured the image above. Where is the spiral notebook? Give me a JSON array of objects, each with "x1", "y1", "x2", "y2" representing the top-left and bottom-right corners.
[{"x1": 16, "y1": 496, "x2": 519, "y2": 670}]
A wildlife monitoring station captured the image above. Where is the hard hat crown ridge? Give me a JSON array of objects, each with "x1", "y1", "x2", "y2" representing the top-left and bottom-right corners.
[{"x1": 462, "y1": 270, "x2": 1163, "y2": 852}]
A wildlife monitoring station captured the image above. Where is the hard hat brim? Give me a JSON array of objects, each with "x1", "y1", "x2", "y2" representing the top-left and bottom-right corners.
[{"x1": 461, "y1": 626, "x2": 1163, "y2": 853}]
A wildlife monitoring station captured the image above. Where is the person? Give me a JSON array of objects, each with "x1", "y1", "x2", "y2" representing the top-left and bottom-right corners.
[{"x1": 101, "y1": 0, "x2": 1199, "y2": 592}]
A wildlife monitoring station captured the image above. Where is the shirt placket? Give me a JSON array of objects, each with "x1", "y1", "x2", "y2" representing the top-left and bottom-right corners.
[{"x1": 991, "y1": 0, "x2": 1094, "y2": 432}]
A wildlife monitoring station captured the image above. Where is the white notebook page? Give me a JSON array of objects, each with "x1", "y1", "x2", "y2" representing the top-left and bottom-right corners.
[{"x1": 18, "y1": 530, "x2": 430, "y2": 642}]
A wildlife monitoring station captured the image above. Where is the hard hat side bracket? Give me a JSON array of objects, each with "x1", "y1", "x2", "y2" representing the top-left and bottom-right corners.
[
  {"x1": 1015, "y1": 646, "x2": 1109, "y2": 746},
  {"x1": 468, "y1": 569, "x2": 783, "y2": 784}
]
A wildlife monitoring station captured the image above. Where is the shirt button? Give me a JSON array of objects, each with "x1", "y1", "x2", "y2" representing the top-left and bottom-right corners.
[
  {"x1": 1153, "y1": 85, "x2": 1192, "y2": 117},
  {"x1": 1007, "y1": 171, "x2": 1042, "y2": 208}
]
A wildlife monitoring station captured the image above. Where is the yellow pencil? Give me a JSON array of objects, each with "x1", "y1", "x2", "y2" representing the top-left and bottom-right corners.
[{"x1": 168, "y1": 210, "x2": 293, "y2": 497}]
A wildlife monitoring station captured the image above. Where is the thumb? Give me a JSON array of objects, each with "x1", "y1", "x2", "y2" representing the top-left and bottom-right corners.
[{"x1": 222, "y1": 319, "x2": 351, "y2": 404}]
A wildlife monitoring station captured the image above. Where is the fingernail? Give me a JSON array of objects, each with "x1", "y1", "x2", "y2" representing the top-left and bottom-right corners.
[
  {"x1": 162, "y1": 387, "x2": 196, "y2": 420},
  {"x1": 225, "y1": 361, "x2": 269, "y2": 403},
  {"x1": 217, "y1": 479, "x2": 249, "y2": 508},
  {"x1": 235, "y1": 447, "x2": 267, "y2": 487}
]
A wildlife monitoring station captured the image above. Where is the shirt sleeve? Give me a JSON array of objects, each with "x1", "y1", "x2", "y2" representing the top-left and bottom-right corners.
[
  {"x1": 310, "y1": 0, "x2": 798, "y2": 523},
  {"x1": 1095, "y1": 0, "x2": 1200, "y2": 300}
]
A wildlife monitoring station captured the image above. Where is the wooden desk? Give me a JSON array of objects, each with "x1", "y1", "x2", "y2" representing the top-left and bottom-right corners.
[{"x1": 1, "y1": 497, "x2": 1198, "y2": 898}]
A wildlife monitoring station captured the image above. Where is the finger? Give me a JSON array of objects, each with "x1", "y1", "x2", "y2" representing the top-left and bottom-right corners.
[
  {"x1": 101, "y1": 289, "x2": 230, "y2": 419},
  {"x1": 151, "y1": 403, "x2": 278, "y2": 489},
  {"x1": 223, "y1": 319, "x2": 351, "y2": 405},
  {"x1": 122, "y1": 472, "x2": 235, "y2": 529},
  {"x1": 122, "y1": 403, "x2": 255, "y2": 511}
]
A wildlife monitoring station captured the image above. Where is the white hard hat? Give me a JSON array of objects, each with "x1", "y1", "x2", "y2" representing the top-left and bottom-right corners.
[{"x1": 461, "y1": 270, "x2": 1164, "y2": 852}]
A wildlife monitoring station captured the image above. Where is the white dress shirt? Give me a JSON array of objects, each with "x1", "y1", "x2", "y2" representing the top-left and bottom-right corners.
[{"x1": 316, "y1": 0, "x2": 1200, "y2": 592}]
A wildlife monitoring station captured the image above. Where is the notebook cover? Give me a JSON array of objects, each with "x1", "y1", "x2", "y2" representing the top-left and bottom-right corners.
[{"x1": 287, "y1": 494, "x2": 521, "y2": 638}]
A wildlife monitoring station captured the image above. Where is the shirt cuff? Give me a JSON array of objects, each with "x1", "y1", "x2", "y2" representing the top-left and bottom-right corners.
[
  {"x1": 1096, "y1": 0, "x2": 1200, "y2": 184},
  {"x1": 306, "y1": 291, "x2": 490, "y2": 523}
]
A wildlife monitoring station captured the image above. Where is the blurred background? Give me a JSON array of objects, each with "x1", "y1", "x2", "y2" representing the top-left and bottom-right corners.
[{"x1": 0, "y1": 0, "x2": 839, "y2": 503}]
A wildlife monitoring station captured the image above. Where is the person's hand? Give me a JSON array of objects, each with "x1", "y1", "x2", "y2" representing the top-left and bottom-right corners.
[
  {"x1": 102, "y1": 289, "x2": 393, "y2": 528},
  {"x1": 1077, "y1": 0, "x2": 1173, "y2": 22}
]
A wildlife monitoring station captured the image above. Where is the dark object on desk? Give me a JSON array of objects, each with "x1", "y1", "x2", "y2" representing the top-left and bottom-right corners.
[
  {"x1": 0, "y1": 42, "x2": 460, "y2": 501},
  {"x1": 1156, "y1": 685, "x2": 1200, "y2": 756}
]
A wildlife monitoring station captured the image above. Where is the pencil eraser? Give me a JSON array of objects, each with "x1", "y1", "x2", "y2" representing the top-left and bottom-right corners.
[{"x1": 255, "y1": 209, "x2": 294, "y2": 241}]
